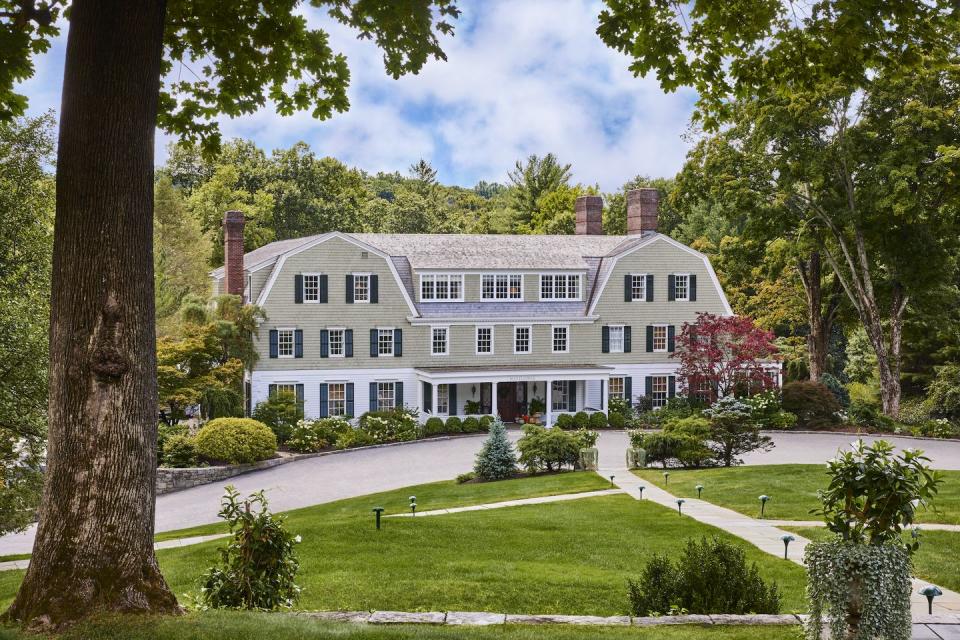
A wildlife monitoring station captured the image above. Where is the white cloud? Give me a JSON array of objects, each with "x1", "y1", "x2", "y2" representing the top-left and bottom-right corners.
[{"x1": 19, "y1": 0, "x2": 698, "y2": 191}]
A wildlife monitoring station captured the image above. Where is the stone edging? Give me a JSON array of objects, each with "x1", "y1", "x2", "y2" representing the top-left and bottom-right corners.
[
  {"x1": 763, "y1": 429, "x2": 959, "y2": 443},
  {"x1": 156, "y1": 433, "x2": 486, "y2": 495}
]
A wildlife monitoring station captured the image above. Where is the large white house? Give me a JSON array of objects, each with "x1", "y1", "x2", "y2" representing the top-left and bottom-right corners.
[{"x1": 211, "y1": 190, "x2": 735, "y2": 425}]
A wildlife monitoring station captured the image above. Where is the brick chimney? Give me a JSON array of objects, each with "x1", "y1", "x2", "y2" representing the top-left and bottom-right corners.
[
  {"x1": 223, "y1": 210, "x2": 245, "y2": 297},
  {"x1": 626, "y1": 188, "x2": 658, "y2": 235},
  {"x1": 575, "y1": 195, "x2": 603, "y2": 235}
]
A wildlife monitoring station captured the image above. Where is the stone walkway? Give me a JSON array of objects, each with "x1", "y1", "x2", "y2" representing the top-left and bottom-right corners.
[
  {"x1": 599, "y1": 466, "x2": 960, "y2": 619},
  {"x1": 385, "y1": 489, "x2": 623, "y2": 518},
  {"x1": 765, "y1": 519, "x2": 960, "y2": 532}
]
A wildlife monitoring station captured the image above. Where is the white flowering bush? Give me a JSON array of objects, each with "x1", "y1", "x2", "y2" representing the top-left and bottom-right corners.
[
  {"x1": 287, "y1": 417, "x2": 351, "y2": 453},
  {"x1": 357, "y1": 407, "x2": 419, "y2": 443}
]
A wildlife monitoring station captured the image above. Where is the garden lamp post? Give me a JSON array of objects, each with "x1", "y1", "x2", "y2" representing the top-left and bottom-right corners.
[
  {"x1": 780, "y1": 534, "x2": 795, "y2": 560},
  {"x1": 759, "y1": 495, "x2": 770, "y2": 518},
  {"x1": 696, "y1": 484, "x2": 704, "y2": 499},
  {"x1": 372, "y1": 506, "x2": 385, "y2": 530},
  {"x1": 676, "y1": 498, "x2": 685, "y2": 515},
  {"x1": 609, "y1": 475, "x2": 615, "y2": 487},
  {"x1": 663, "y1": 472, "x2": 670, "y2": 485},
  {"x1": 920, "y1": 585, "x2": 943, "y2": 615},
  {"x1": 638, "y1": 485, "x2": 645, "y2": 499},
  {"x1": 409, "y1": 496, "x2": 417, "y2": 517}
]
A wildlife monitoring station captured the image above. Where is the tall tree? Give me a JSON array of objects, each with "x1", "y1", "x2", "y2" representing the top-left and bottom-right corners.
[
  {"x1": 507, "y1": 153, "x2": 571, "y2": 230},
  {"x1": 1, "y1": 0, "x2": 460, "y2": 628}
]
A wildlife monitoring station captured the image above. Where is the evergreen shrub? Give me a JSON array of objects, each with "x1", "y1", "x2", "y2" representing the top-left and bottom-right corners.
[
  {"x1": 445, "y1": 416, "x2": 463, "y2": 433},
  {"x1": 194, "y1": 418, "x2": 277, "y2": 464},
  {"x1": 589, "y1": 411, "x2": 608, "y2": 429},
  {"x1": 423, "y1": 417, "x2": 446, "y2": 436},
  {"x1": 474, "y1": 418, "x2": 518, "y2": 481}
]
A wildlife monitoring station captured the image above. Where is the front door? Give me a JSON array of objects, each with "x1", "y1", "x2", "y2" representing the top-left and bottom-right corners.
[{"x1": 497, "y1": 382, "x2": 517, "y2": 423}]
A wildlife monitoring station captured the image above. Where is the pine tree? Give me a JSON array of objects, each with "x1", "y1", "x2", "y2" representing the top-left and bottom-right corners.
[{"x1": 474, "y1": 419, "x2": 517, "y2": 481}]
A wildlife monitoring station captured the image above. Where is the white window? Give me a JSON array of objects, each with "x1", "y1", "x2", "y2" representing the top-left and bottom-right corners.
[
  {"x1": 476, "y1": 326, "x2": 494, "y2": 354},
  {"x1": 540, "y1": 274, "x2": 581, "y2": 300},
  {"x1": 552, "y1": 325, "x2": 569, "y2": 353},
  {"x1": 244, "y1": 274, "x2": 252, "y2": 304},
  {"x1": 608, "y1": 325, "x2": 625, "y2": 353},
  {"x1": 651, "y1": 375, "x2": 669, "y2": 408},
  {"x1": 353, "y1": 274, "x2": 370, "y2": 303},
  {"x1": 378, "y1": 328, "x2": 395, "y2": 356},
  {"x1": 277, "y1": 329, "x2": 295, "y2": 358},
  {"x1": 631, "y1": 274, "x2": 646, "y2": 301},
  {"x1": 328, "y1": 383, "x2": 347, "y2": 416},
  {"x1": 436, "y1": 384, "x2": 449, "y2": 415},
  {"x1": 674, "y1": 274, "x2": 689, "y2": 302},
  {"x1": 431, "y1": 326, "x2": 449, "y2": 356},
  {"x1": 652, "y1": 325, "x2": 668, "y2": 352},
  {"x1": 610, "y1": 377, "x2": 625, "y2": 400},
  {"x1": 275, "y1": 382, "x2": 297, "y2": 396},
  {"x1": 481, "y1": 274, "x2": 523, "y2": 300},
  {"x1": 420, "y1": 274, "x2": 464, "y2": 301},
  {"x1": 514, "y1": 326, "x2": 531, "y2": 354},
  {"x1": 551, "y1": 380, "x2": 568, "y2": 412},
  {"x1": 328, "y1": 328, "x2": 345, "y2": 357},
  {"x1": 303, "y1": 274, "x2": 320, "y2": 302},
  {"x1": 377, "y1": 382, "x2": 396, "y2": 410}
]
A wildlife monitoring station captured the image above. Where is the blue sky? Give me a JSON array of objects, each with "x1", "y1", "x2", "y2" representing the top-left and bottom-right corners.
[{"x1": 17, "y1": 1, "x2": 699, "y2": 191}]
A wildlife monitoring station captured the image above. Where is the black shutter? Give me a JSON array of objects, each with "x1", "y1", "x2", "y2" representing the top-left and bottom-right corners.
[
  {"x1": 689, "y1": 274, "x2": 697, "y2": 301},
  {"x1": 370, "y1": 275, "x2": 379, "y2": 303},
  {"x1": 294, "y1": 330, "x2": 303, "y2": 358},
  {"x1": 423, "y1": 382, "x2": 433, "y2": 413},
  {"x1": 268, "y1": 384, "x2": 277, "y2": 398},
  {"x1": 568, "y1": 381, "x2": 576, "y2": 412},
  {"x1": 346, "y1": 383, "x2": 355, "y2": 417},
  {"x1": 345, "y1": 329, "x2": 353, "y2": 357},
  {"x1": 369, "y1": 382, "x2": 377, "y2": 412},
  {"x1": 624, "y1": 274, "x2": 632, "y2": 302},
  {"x1": 668, "y1": 325, "x2": 676, "y2": 352},
  {"x1": 601, "y1": 326, "x2": 610, "y2": 353},
  {"x1": 346, "y1": 274, "x2": 354, "y2": 303},
  {"x1": 296, "y1": 384, "x2": 304, "y2": 417},
  {"x1": 319, "y1": 274, "x2": 328, "y2": 303},
  {"x1": 624, "y1": 326, "x2": 632, "y2": 353},
  {"x1": 449, "y1": 385, "x2": 458, "y2": 416},
  {"x1": 319, "y1": 384, "x2": 328, "y2": 417},
  {"x1": 394, "y1": 329, "x2": 402, "y2": 357},
  {"x1": 320, "y1": 329, "x2": 329, "y2": 358},
  {"x1": 668, "y1": 274, "x2": 676, "y2": 301},
  {"x1": 294, "y1": 275, "x2": 303, "y2": 303},
  {"x1": 646, "y1": 274, "x2": 654, "y2": 302},
  {"x1": 645, "y1": 325, "x2": 654, "y2": 353},
  {"x1": 668, "y1": 376, "x2": 676, "y2": 398},
  {"x1": 269, "y1": 329, "x2": 278, "y2": 358},
  {"x1": 645, "y1": 376, "x2": 653, "y2": 397},
  {"x1": 395, "y1": 381, "x2": 404, "y2": 408},
  {"x1": 625, "y1": 376, "x2": 633, "y2": 407},
  {"x1": 370, "y1": 329, "x2": 378, "y2": 357}
]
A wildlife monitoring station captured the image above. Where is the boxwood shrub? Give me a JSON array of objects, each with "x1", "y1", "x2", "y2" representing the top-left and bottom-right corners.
[
  {"x1": 572, "y1": 411, "x2": 590, "y2": 429},
  {"x1": 608, "y1": 412, "x2": 626, "y2": 429},
  {"x1": 479, "y1": 415, "x2": 494, "y2": 431},
  {"x1": 462, "y1": 416, "x2": 481, "y2": 433},
  {"x1": 194, "y1": 418, "x2": 277, "y2": 465},
  {"x1": 445, "y1": 416, "x2": 463, "y2": 433},
  {"x1": 423, "y1": 416, "x2": 446, "y2": 436},
  {"x1": 555, "y1": 413, "x2": 575, "y2": 430},
  {"x1": 589, "y1": 411, "x2": 608, "y2": 429}
]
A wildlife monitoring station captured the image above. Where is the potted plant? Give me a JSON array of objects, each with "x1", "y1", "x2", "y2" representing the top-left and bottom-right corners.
[
  {"x1": 575, "y1": 428, "x2": 599, "y2": 470},
  {"x1": 805, "y1": 440, "x2": 941, "y2": 640},
  {"x1": 625, "y1": 429, "x2": 646, "y2": 468},
  {"x1": 464, "y1": 400, "x2": 481, "y2": 415}
]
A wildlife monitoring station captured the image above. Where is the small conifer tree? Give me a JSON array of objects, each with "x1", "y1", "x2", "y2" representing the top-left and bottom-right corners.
[{"x1": 474, "y1": 418, "x2": 518, "y2": 481}]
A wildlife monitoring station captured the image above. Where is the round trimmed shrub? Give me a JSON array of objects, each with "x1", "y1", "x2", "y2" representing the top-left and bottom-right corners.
[
  {"x1": 555, "y1": 413, "x2": 575, "y2": 430},
  {"x1": 162, "y1": 434, "x2": 197, "y2": 468},
  {"x1": 423, "y1": 417, "x2": 445, "y2": 436},
  {"x1": 608, "y1": 412, "x2": 626, "y2": 429},
  {"x1": 445, "y1": 416, "x2": 463, "y2": 433},
  {"x1": 781, "y1": 381, "x2": 841, "y2": 429},
  {"x1": 479, "y1": 415, "x2": 494, "y2": 431},
  {"x1": 589, "y1": 411, "x2": 608, "y2": 429},
  {"x1": 194, "y1": 418, "x2": 277, "y2": 464},
  {"x1": 462, "y1": 417, "x2": 481, "y2": 433},
  {"x1": 573, "y1": 411, "x2": 590, "y2": 429}
]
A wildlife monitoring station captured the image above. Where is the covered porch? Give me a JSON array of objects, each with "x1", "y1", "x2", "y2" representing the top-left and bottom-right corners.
[{"x1": 415, "y1": 365, "x2": 613, "y2": 427}]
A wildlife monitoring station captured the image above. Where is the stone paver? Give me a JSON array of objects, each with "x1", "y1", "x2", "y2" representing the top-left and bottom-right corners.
[
  {"x1": 386, "y1": 489, "x2": 623, "y2": 518},
  {"x1": 368, "y1": 611, "x2": 446, "y2": 625},
  {"x1": 445, "y1": 611, "x2": 507, "y2": 626},
  {"x1": 766, "y1": 519, "x2": 960, "y2": 533},
  {"x1": 504, "y1": 614, "x2": 630, "y2": 625}
]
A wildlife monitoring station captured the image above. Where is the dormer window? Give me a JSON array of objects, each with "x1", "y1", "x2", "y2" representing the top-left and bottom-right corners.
[
  {"x1": 420, "y1": 274, "x2": 464, "y2": 301},
  {"x1": 540, "y1": 273, "x2": 581, "y2": 301},
  {"x1": 481, "y1": 274, "x2": 522, "y2": 300}
]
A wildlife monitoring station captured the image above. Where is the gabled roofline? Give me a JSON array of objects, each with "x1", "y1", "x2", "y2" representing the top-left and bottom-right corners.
[
  {"x1": 587, "y1": 233, "x2": 734, "y2": 316},
  {"x1": 254, "y1": 232, "x2": 419, "y2": 316}
]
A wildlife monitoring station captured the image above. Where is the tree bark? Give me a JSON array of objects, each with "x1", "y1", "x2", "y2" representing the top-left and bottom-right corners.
[
  {"x1": 6, "y1": 0, "x2": 178, "y2": 629},
  {"x1": 797, "y1": 251, "x2": 840, "y2": 382}
]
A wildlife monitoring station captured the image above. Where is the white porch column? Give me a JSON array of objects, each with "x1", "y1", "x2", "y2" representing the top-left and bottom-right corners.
[
  {"x1": 417, "y1": 380, "x2": 425, "y2": 417},
  {"x1": 545, "y1": 379, "x2": 553, "y2": 427},
  {"x1": 491, "y1": 382, "x2": 499, "y2": 420},
  {"x1": 600, "y1": 378, "x2": 608, "y2": 413}
]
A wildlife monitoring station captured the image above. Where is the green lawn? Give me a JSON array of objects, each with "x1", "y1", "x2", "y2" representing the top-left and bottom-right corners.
[
  {"x1": 0, "y1": 610, "x2": 801, "y2": 640},
  {"x1": 786, "y1": 526, "x2": 960, "y2": 593},
  {"x1": 0, "y1": 473, "x2": 808, "y2": 616},
  {"x1": 633, "y1": 464, "x2": 960, "y2": 524}
]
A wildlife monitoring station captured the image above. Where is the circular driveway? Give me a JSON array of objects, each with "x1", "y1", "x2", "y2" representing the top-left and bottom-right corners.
[{"x1": 0, "y1": 430, "x2": 958, "y2": 555}]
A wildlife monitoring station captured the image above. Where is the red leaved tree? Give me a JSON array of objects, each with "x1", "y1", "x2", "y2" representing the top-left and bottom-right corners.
[{"x1": 674, "y1": 313, "x2": 779, "y2": 403}]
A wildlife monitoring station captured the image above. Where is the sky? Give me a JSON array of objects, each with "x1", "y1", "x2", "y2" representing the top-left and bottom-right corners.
[{"x1": 16, "y1": 1, "x2": 699, "y2": 192}]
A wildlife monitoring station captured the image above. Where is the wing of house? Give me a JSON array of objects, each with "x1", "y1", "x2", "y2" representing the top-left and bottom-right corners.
[{"x1": 210, "y1": 190, "x2": 735, "y2": 424}]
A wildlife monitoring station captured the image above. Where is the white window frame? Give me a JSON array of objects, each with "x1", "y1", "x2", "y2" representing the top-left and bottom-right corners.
[
  {"x1": 609, "y1": 376, "x2": 625, "y2": 400},
  {"x1": 327, "y1": 327, "x2": 345, "y2": 358},
  {"x1": 551, "y1": 380, "x2": 569, "y2": 412},
  {"x1": 274, "y1": 382, "x2": 297, "y2": 396},
  {"x1": 480, "y1": 273, "x2": 523, "y2": 301},
  {"x1": 419, "y1": 273, "x2": 465, "y2": 302},
  {"x1": 353, "y1": 273, "x2": 371, "y2": 303},
  {"x1": 377, "y1": 381, "x2": 396, "y2": 411},
  {"x1": 652, "y1": 324, "x2": 668, "y2": 353},
  {"x1": 430, "y1": 326, "x2": 449, "y2": 356},
  {"x1": 630, "y1": 273, "x2": 647, "y2": 302},
  {"x1": 476, "y1": 325, "x2": 494, "y2": 355},
  {"x1": 539, "y1": 273, "x2": 582, "y2": 301},
  {"x1": 651, "y1": 375, "x2": 669, "y2": 409},
  {"x1": 377, "y1": 327, "x2": 395, "y2": 356},
  {"x1": 302, "y1": 272, "x2": 322, "y2": 303},
  {"x1": 513, "y1": 325, "x2": 532, "y2": 354},
  {"x1": 436, "y1": 383, "x2": 450, "y2": 415},
  {"x1": 328, "y1": 382, "x2": 347, "y2": 417},
  {"x1": 551, "y1": 325, "x2": 569, "y2": 353},
  {"x1": 277, "y1": 327, "x2": 295, "y2": 359},
  {"x1": 673, "y1": 273, "x2": 690, "y2": 302},
  {"x1": 608, "y1": 325, "x2": 625, "y2": 353}
]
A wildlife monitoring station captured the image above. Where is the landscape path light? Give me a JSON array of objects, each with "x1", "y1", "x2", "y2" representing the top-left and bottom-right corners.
[
  {"x1": 409, "y1": 495, "x2": 417, "y2": 517},
  {"x1": 637, "y1": 485, "x2": 645, "y2": 499},
  {"x1": 372, "y1": 506, "x2": 385, "y2": 530},
  {"x1": 676, "y1": 498, "x2": 685, "y2": 515},
  {"x1": 780, "y1": 534, "x2": 795, "y2": 560},
  {"x1": 609, "y1": 474, "x2": 616, "y2": 487},
  {"x1": 920, "y1": 585, "x2": 943, "y2": 615},
  {"x1": 663, "y1": 471, "x2": 670, "y2": 485},
  {"x1": 759, "y1": 495, "x2": 770, "y2": 518},
  {"x1": 695, "y1": 484, "x2": 704, "y2": 499}
]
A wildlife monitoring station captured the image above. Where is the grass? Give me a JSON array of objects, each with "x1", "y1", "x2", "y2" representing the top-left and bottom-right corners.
[
  {"x1": 633, "y1": 464, "x2": 960, "y2": 524},
  {"x1": 0, "y1": 473, "x2": 808, "y2": 616},
  {"x1": 785, "y1": 526, "x2": 960, "y2": 593},
  {"x1": 0, "y1": 610, "x2": 802, "y2": 640}
]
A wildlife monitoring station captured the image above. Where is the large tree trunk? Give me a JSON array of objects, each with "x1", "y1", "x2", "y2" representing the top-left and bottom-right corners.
[
  {"x1": 797, "y1": 251, "x2": 840, "y2": 382},
  {"x1": 6, "y1": 0, "x2": 178, "y2": 629}
]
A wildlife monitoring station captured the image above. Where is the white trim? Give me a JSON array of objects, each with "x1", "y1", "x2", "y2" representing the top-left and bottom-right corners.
[
  {"x1": 651, "y1": 323, "x2": 669, "y2": 353},
  {"x1": 376, "y1": 327, "x2": 395, "y2": 357},
  {"x1": 672, "y1": 272, "x2": 691, "y2": 302},
  {"x1": 301, "y1": 272, "x2": 324, "y2": 304},
  {"x1": 407, "y1": 316, "x2": 597, "y2": 325},
  {"x1": 351, "y1": 272, "x2": 372, "y2": 304},
  {"x1": 326, "y1": 326, "x2": 346, "y2": 358},
  {"x1": 276, "y1": 327, "x2": 296, "y2": 359},
  {"x1": 586, "y1": 233, "x2": 734, "y2": 316},
  {"x1": 480, "y1": 273, "x2": 525, "y2": 302},
  {"x1": 538, "y1": 273, "x2": 583, "y2": 301},
  {"x1": 415, "y1": 366, "x2": 613, "y2": 385},
  {"x1": 419, "y1": 273, "x2": 465, "y2": 302},
  {"x1": 607, "y1": 324, "x2": 626, "y2": 353},
  {"x1": 475, "y1": 325, "x2": 495, "y2": 355},
  {"x1": 429, "y1": 325, "x2": 450, "y2": 356},
  {"x1": 513, "y1": 324, "x2": 532, "y2": 355},
  {"x1": 628, "y1": 272, "x2": 648, "y2": 302},
  {"x1": 551, "y1": 324, "x2": 570, "y2": 354}
]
